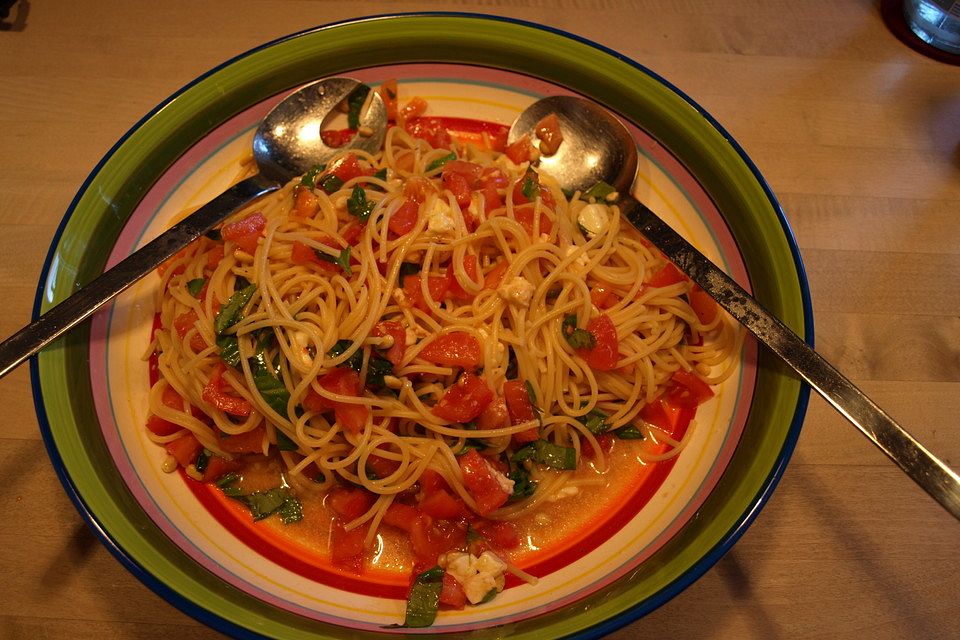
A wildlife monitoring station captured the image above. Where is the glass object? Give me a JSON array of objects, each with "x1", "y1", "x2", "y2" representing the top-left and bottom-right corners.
[{"x1": 903, "y1": 0, "x2": 960, "y2": 54}]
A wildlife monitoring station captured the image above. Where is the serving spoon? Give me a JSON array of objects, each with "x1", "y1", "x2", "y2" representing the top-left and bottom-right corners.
[
  {"x1": 0, "y1": 76, "x2": 386, "y2": 379},
  {"x1": 509, "y1": 95, "x2": 960, "y2": 520}
]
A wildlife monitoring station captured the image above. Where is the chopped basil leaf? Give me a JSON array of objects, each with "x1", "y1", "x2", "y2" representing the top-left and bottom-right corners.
[
  {"x1": 328, "y1": 339, "x2": 363, "y2": 372},
  {"x1": 249, "y1": 350, "x2": 290, "y2": 418},
  {"x1": 315, "y1": 245, "x2": 353, "y2": 275},
  {"x1": 508, "y1": 465, "x2": 537, "y2": 500},
  {"x1": 215, "y1": 472, "x2": 240, "y2": 488},
  {"x1": 300, "y1": 163, "x2": 325, "y2": 188},
  {"x1": 401, "y1": 566, "x2": 444, "y2": 628},
  {"x1": 505, "y1": 346, "x2": 518, "y2": 380},
  {"x1": 614, "y1": 424, "x2": 646, "y2": 440},
  {"x1": 524, "y1": 379, "x2": 544, "y2": 427},
  {"x1": 397, "y1": 262, "x2": 421, "y2": 286},
  {"x1": 205, "y1": 229, "x2": 222, "y2": 242},
  {"x1": 521, "y1": 169, "x2": 539, "y2": 200},
  {"x1": 347, "y1": 184, "x2": 375, "y2": 222},
  {"x1": 478, "y1": 588, "x2": 499, "y2": 604},
  {"x1": 222, "y1": 485, "x2": 303, "y2": 523},
  {"x1": 366, "y1": 355, "x2": 393, "y2": 390},
  {"x1": 425, "y1": 151, "x2": 456, "y2": 172},
  {"x1": 578, "y1": 407, "x2": 610, "y2": 434},
  {"x1": 186, "y1": 278, "x2": 206, "y2": 297},
  {"x1": 347, "y1": 84, "x2": 371, "y2": 130},
  {"x1": 194, "y1": 449, "x2": 211, "y2": 473},
  {"x1": 235, "y1": 276, "x2": 251, "y2": 290},
  {"x1": 275, "y1": 429, "x2": 299, "y2": 451},
  {"x1": 561, "y1": 314, "x2": 596, "y2": 350},
  {"x1": 513, "y1": 440, "x2": 577, "y2": 470},
  {"x1": 372, "y1": 167, "x2": 388, "y2": 181},
  {"x1": 318, "y1": 173, "x2": 344, "y2": 194},
  {"x1": 214, "y1": 283, "x2": 257, "y2": 335},
  {"x1": 582, "y1": 180, "x2": 616, "y2": 201}
]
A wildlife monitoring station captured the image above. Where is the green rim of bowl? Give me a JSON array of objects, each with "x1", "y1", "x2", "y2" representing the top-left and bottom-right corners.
[{"x1": 32, "y1": 13, "x2": 809, "y2": 639}]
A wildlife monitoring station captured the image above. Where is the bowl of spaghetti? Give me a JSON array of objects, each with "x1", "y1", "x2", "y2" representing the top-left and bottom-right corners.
[{"x1": 32, "y1": 13, "x2": 810, "y2": 639}]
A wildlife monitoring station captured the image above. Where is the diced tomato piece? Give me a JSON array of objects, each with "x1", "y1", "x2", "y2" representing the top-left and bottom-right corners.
[
  {"x1": 328, "y1": 486, "x2": 376, "y2": 520},
  {"x1": 409, "y1": 514, "x2": 467, "y2": 570},
  {"x1": 383, "y1": 502, "x2": 418, "y2": 532},
  {"x1": 173, "y1": 309, "x2": 208, "y2": 352},
  {"x1": 157, "y1": 247, "x2": 190, "y2": 278},
  {"x1": 590, "y1": 284, "x2": 618, "y2": 310},
  {"x1": 201, "y1": 363, "x2": 252, "y2": 416},
  {"x1": 475, "y1": 520, "x2": 520, "y2": 550},
  {"x1": 439, "y1": 573, "x2": 467, "y2": 609},
  {"x1": 419, "y1": 488, "x2": 467, "y2": 520},
  {"x1": 372, "y1": 320, "x2": 407, "y2": 367},
  {"x1": 217, "y1": 426, "x2": 266, "y2": 455},
  {"x1": 442, "y1": 170, "x2": 473, "y2": 208},
  {"x1": 402, "y1": 176, "x2": 436, "y2": 204},
  {"x1": 458, "y1": 449, "x2": 510, "y2": 516},
  {"x1": 639, "y1": 395, "x2": 695, "y2": 439},
  {"x1": 378, "y1": 79, "x2": 398, "y2": 121},
  {"x1": 320, "y1": 128, "x2": 356, "y2": 148},
  {"x1": 475, "y1": 396, "x2": 509, "y2": 429},
  {"x1": 200, "y1": 455, "x2": 241, "y2": 483},
  {"x1": 365, "y1": 452, "x2": 401, "y2": 479},
  {"x1": 340, "y1": 222, "x2": 364, "y2": 245},
  {"x1": 512, "y1": 203, "x2": 554, "y2": 237},
  {"x1": 534, "y1": 113, "x2": 563, "y2": 155},
  {"x1": 161, "y1": 384, "x2": 187, "y2": 410},
  {"x1": 581, "y1": 433, "x2": 615, "y2": 460},
  {"x1": 419, "y1": 468, "x2": 451, "y2": 495},
  {"x1": 164, "y1": 432, "x2": 203, "y2": 468},
  {"x1": 575, "y1": 314, "x2": 620, "y2": 371},
  {"x1": 689, "y1": 284, "x2": 719, "y2": 325},
  {"x1": 403, "y1": 274, "x2": 450, "y2": 312},
  {"x1": 418, "y1": 332, "x2": 482, "y2": 368},
  {"x1": 504, "y1": 135, "x2": 535, "y2": 164},
  {"x1": 304, "y1": 368, "x2": 369, "y2": 433},
  {"x1": 335, "y1": 403, "x2": 369, "y2": 433},
  {"x1": 432, "y1": 373, "x2": 494, "y2": 423},
  {"x1": 446, "y1": 255, "x2": 481, "y2": 301},
  {"x1": 647, "y1": 262, "x2": 687, "y2": 288},
  {"x1": 388, "y1": 198, "x2": 420, "y2": 237},
  {"x1": 398, "y1": 96, "x2": 428, "y2": 123},
  {"x1": 503, "y1": 380, "x2": 536, "y2": 425},
  {"x1": 146, "y1": 414, "x2": 181, "y2": 437},
  {"x1": 205, "y1": 244, "x2": 225, "y2": 271},
  {"x1": 326, "y1": 153, "x2": 370, "y2": 183},
  {"x1": 666, "y1": 370, "x2": 715, "y2": 407},
  {"x1": 482, "y1": 261, "x2": 509, "y2": 291},
  {"x1": 222, "y1": 212, "x2": 266, "y2": 255},
  {"x1": 173, "y1": 309, "x2": 198, "y2": 339},
  {"x1": 292, "y1": 185, "x2": 319, "y2": 217},
  {"x1": 405, "y1": 117, "x2": 452, "y2": 149}
]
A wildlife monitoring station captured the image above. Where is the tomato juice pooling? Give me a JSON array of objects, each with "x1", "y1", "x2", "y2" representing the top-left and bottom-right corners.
[{"x1": 143, "y1": 79, "x2": 741, "y2": 626}]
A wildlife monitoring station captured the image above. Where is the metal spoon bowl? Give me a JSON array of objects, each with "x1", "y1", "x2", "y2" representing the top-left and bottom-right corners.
[
  {"x1": 0, "y1": 76, "x2": 386, "y2": 378},
  {"x1": 510, "y1": 95, "x2": 960, "y2": 519}
]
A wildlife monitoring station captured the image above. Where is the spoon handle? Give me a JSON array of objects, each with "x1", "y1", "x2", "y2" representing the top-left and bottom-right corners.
[
  {"x1": 0, "y1": 173, "x2": 278, "y2": 380},
  {"x1": 622, "y1": 196, "x2": 960, "y2": 520}
]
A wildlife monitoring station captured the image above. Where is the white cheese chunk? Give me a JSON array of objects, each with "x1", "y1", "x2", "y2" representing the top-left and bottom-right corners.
[
  {"x1": 425, "y1": 196, "x2": 457, "y2": 236},
  {"x1": 577, "y1": 203, "x2": 611, "y2": 236},
  {"x1": 497, "y1": 276, "x2": 535, "y2": 307},
  {"x1": 439, "y1": 550, "x2": 509, "y2": 605}
]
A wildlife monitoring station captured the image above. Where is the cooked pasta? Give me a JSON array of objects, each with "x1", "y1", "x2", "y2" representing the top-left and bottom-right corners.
[{"x1": 144, "y1": 85, "x2": 741, "y2": 622}]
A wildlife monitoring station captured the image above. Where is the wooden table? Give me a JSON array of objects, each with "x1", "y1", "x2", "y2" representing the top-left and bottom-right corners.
[{"x1": 1, "y1": 1, "x2": 957, "y2": 638}]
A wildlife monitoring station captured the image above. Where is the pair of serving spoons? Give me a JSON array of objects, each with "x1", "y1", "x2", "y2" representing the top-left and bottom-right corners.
[{"x1": 1, "y1": 77, "x2": 957, "y2": 519}]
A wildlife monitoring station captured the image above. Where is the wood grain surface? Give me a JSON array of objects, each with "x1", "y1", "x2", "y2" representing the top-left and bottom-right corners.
[{"x1": 0, "y1": 1, "x2": 957, "y2": 638}]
